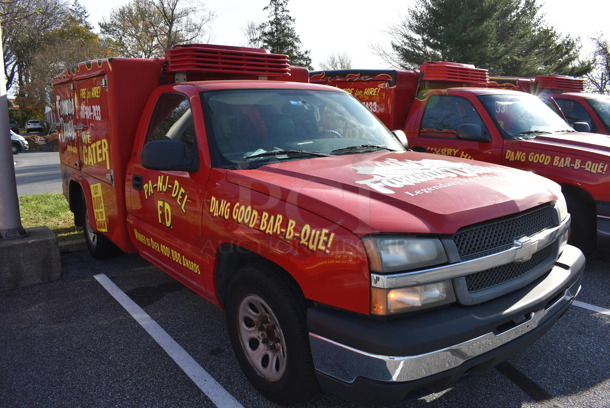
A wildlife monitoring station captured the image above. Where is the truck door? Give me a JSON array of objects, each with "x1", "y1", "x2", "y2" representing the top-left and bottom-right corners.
[
  {"x1": 408, "y1": 94, "x2": 502, "y2": 163},
  {"x1": 54, "y1": 82, "x2": 79, "y2": 173},
  {"x1": 74, "y1": 76, "x2": 112, "y2": 183},
  {"x1": 126, "y1": 91, "x2": 208, "y2": 292}
]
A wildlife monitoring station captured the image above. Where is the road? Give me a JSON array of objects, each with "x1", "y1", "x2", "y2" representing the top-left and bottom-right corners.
[{"x1": 12, "y1": 151, "x2": 62, "y2": 196}]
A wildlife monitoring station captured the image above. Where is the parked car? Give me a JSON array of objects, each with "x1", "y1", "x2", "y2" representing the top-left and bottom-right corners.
[
  {"x1": 10, "y1": 129, "x2": 29, "y2": 154},
  {"x1": 9, "y1": 119, "x2": 20, "y2": 134},
  {"x1": 25, "y1": 120, "x2": 43, "y2": 133}
]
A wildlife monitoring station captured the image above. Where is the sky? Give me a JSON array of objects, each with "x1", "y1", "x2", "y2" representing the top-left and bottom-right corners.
[{"x1": 79, "y1": 0, "x2": 609, "y2": 70}]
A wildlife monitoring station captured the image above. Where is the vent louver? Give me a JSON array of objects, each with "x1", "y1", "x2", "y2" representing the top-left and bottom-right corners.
[
  {"x1": 535, "y1": 75, "x2": 584, "y2": 92},
  {"x1": 165, "y1": 44, "x2": 291, "y2": 79},
  {"x1": 420, "y1": 61, "x2": 488, "y2": 84}
]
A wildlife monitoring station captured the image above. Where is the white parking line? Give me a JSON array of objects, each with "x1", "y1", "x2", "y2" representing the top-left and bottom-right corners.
[
  {"x1": 573, "y1": 300, "x2": 610, "y2": 316},
  {"x1": 94, "y1": 274, "x2": 244, "y2": 408}
]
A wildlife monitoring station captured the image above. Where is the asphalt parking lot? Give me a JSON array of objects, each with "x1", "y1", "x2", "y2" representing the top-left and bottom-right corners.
[{"x1": 1, "y1": 245, "x2": 608, "y2": 408}]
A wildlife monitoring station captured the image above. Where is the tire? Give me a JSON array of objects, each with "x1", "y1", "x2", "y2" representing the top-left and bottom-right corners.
[
  {"x1": 82, "y1": 200, "x2": 119, "y2": 259},
  {"x1": 225, "y1": 265, "x2": 319, "y2": 405},
  {"x1": 12, "y1": 143, "x2": 20, "y2": 155}
]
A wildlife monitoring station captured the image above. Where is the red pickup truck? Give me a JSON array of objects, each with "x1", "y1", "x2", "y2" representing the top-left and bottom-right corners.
[
  {"x1": 312, "y1": 63, "x2": 610, "y2": 253},
  {"x1": 54, "y1": 46, "x2": 584, "y2": 405},
  {"x1": 491, "y1": 75, "x2": 610, "y2": 135}
]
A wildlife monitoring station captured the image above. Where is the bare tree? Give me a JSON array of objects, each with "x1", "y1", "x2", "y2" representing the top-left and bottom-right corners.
[
  {"x1": 99, "y1": 0, "x2": 215, "y2": 59},
  {"x1": 586, "y1": 36, "x2": 609, "y2": 94},
  {"x1": 244, "y1": 21, "x2": 261, "y2": 48},
  {"x1": 320, "y1": 52, "x2": 353, "y2": 70},
  {"x1": 152, "y1": 0, "x2": 215, "y2": 50}
]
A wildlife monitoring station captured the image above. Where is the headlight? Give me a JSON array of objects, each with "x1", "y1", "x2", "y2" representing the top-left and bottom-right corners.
[
  {"x1": 555, "y1": 193, "x2": 568, "y2": 222},
  {"x1": 362, "y1": 236, "x2": 448, "y2": 273},
  {"x1": 364, "y1": 235, "x2": 453, "y2": 315},
  {"x1": 555, "y1": 193, "x2": 570, "y2": 251},
  {"x1": 371, "y1": 281, "x2": 456, "y2": 315}
]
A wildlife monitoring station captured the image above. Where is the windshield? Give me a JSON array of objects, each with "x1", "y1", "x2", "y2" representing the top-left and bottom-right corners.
[
  {"x1": 479, "y1": 93, "x2": 574, "y2": 139},
  {"x1": 587, "y1": 97, "x2": 610, "y2": 131},
  {"x1": 202, "y1": 89, "x2": 405, "y2": 168}
]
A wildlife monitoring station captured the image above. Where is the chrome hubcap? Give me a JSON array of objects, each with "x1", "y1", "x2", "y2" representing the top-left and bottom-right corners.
[{"x1": 237, "y1": 294, "x2": 287, "y2": 382}]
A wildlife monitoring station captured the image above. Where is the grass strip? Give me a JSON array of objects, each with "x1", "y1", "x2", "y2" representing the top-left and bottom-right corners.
[{"x1": 19, "y1": 193, "x2": 81, "y2": 241}]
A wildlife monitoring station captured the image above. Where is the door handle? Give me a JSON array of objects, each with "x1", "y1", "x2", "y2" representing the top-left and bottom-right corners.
[
  {"x1": 132, "y1": 174, "x2": 143, "y2": 190},
  {"x1": 411, "y1": 146, "x2": 427, "y2": 153}
]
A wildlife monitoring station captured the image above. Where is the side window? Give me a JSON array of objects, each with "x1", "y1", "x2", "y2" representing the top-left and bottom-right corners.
[
  {"x1": 421, "y1": 95, "x2": 489, "y2": 139},
  {"x1": 147, "y1": 93, "x2": 197, "y2": 158},
  {"x1": 554, "y1": 98, "x2": 597, "y2": 132}
]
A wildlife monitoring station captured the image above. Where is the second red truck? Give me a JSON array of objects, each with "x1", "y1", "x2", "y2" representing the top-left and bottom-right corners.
[
  {"x1": 312, "y1": 63, "x2": 610, "y2": 253},
  {"x1": 490, "y1": 74, "x2": 610, "y2": 135}
]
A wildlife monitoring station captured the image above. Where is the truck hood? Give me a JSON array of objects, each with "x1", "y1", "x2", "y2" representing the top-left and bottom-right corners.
[
  {"x1": 227, "y1": 152, "x2": 559, "y2": 235},
  {"x1": 525, "y1": 132, "x2": 610, "y2": 156}
]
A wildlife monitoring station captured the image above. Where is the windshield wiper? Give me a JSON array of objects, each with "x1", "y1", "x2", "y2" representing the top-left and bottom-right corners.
[
  {"x1": 240, "y1": 149, "x2": 330, "y2": 162},
  {"x1": 514, "y1": 130, "x2": 553, "y2": 136},
  {"x1": 331, "y1": 144, "x2": 393, "y2": 154}
]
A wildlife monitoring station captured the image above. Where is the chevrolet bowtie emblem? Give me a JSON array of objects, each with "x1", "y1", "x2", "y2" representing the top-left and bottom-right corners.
[{"x1": 514, "y1": 236, "x2": 538, "y2": 263}]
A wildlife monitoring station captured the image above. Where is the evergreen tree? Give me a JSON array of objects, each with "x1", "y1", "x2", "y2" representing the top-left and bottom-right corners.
[
  {"x1": 385, "y1": 0, "x2": 591, "y2": 77},
  {"x1": 256, "y1": 0, "x2": 312, "y2": 68}
]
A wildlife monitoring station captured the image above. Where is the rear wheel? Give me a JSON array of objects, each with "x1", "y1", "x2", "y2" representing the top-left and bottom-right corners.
[{"x1": 225, "y1": 264, "x2": 319, "y2": 405}]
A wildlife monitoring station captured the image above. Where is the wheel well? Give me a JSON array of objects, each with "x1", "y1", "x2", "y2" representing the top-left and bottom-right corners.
[
  {"x1": 560, "y1": 183, "x2": 597, "y2": 252},
  {"x1": 68, "y1": 182, "x2": 85, "y2": 227},
  {"x1": 560, "y1": 184, "x2": 595, "y2": 213},
  {"x1": 215, "y1": 244, "x2": 305, "y2": 308}
]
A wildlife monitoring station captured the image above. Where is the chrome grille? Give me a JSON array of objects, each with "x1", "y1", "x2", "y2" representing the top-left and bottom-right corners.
[
  {"x1": 453, "y1": 204, "x2": 556, "y2": 261},
  {"x1": 465, "y1": 244, "x2": 554, "y2": 293},
  {"x1": 451, "y1": 204, "x2": 558, "y2": 303}
]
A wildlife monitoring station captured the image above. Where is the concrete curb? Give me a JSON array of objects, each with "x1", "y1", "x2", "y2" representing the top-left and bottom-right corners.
[{"x1": 0, "y1": 226, "x2": 61, "y2": 291}]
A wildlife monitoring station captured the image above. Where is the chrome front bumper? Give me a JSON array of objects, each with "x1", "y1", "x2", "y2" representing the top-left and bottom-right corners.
[{"x1": 309, "y1": 245, "x2": 584, "y2": 386}]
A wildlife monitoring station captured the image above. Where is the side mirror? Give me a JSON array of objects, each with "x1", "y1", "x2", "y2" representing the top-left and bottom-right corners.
[
  {"x1": 457, "y1": 124, "x2": 490, "y2": 142},
  {"x1": 572, "y1": 121, "x2": 591, "y2": 133},
  {"x1": 141, "y1": 140, "x2": 197, "y2": 172},
  {"x1": 392, "y1": 129, "x2": 409, "y2": 148}
]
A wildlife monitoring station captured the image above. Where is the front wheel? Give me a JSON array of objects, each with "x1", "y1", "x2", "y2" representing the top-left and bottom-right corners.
[
  {"x1": 11, "y1": 143, "x2": 19, "y2": 154},
  {"x1": 225, "y1": 265, "x2": 319, "y2": 405}
]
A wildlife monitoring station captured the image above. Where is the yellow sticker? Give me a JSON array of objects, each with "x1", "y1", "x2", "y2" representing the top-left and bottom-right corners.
[{"x1": 90, "y1": 183, "x2": 108, "y2": 232}]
